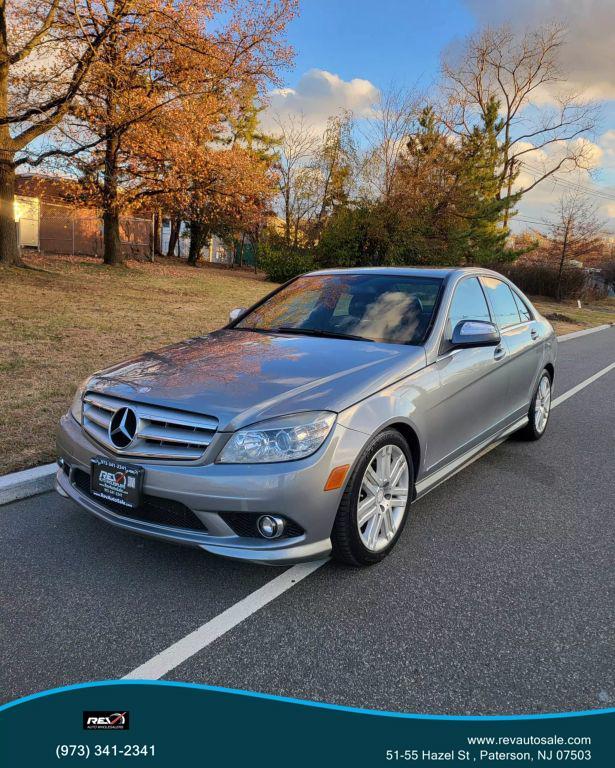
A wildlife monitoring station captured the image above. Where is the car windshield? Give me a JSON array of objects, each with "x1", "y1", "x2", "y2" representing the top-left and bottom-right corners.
[{"x1": 235, "y1": 273, "x2": 443, "y2": 345}]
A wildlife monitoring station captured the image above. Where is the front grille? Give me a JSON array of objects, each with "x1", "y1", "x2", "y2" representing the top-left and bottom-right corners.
[
  {"x1": 72, "y1": 468, "x2": 207, "y2": 532},
  {"x1": 220, "y1": 512, "x2": 304, "y2": 539},
  {"x1": 82, "y1": 392, "x2": 218, "y2": 461}
]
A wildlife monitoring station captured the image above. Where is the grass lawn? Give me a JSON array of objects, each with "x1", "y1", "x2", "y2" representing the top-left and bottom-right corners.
[
  {"x1": 1, "y1": 255, "x2": 272, "y2": 474},
  {"x1": 528, "y1": 296, "x2": 615, "y2": 336},
  {"x1": 1, "y1": 254, "x2": 613, "y2": 474}
]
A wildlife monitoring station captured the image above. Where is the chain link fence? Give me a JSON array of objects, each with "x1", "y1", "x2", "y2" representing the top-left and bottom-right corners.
[{"x1": 19, "y1": 200, "x2": 153, "y2": 259}]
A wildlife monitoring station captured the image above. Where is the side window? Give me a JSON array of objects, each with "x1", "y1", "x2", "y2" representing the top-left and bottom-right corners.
[
  {"x1": 481, "y1": 277, "x2": 521, "y2": 329},
  {"x1": 512, "y1": 290, "x2": 532, "y2": 322},
  {"x1": 445, "y1": 277, "x2": 491, "y2": 340}
]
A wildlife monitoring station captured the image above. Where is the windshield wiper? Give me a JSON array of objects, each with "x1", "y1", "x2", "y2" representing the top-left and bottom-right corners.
[
  {"x1": 273, "y1": 326, "x2": 374, "y2": 342},
  {"x1": 230, "y1": 326, "x2": 272, "y2": 334}
]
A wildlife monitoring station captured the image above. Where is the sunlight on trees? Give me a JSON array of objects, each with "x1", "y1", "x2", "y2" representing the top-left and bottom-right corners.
[
  {"x1": 0, "y1": 10, "x2": 607, "y2": 277},
  {"x1": 0, "y1": 0, "x2": 296, "y2": 265}
]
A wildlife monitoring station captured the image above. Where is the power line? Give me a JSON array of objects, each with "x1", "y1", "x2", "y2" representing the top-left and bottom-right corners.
[
  {"x1": 515, "y1": 217, "x2": 548, "y2": 226},
  {"x1": 521, "y1": 169, "x2": 615, "y2": 202},
  {"x1": 519, "y1": 161, "x2": 615, "y2": 203}
]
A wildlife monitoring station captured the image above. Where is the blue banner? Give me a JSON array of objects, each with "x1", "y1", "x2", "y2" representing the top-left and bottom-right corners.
[{"x1": 0, "y1": 681, "x2": 612, "y2": 766}]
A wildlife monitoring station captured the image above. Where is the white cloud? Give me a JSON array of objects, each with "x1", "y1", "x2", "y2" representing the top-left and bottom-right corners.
[
  {"x1": 600, "y1": 129, "x2": 615, "y2": 166},
  {"x1": 261, "y1": 69, "x2": 379, "y2": 133},
  {"x1": 509, "y1": 136, "x2": 615, "y2": 229},
  {"x1": 513, "y1": 174, "x2": 615, "y2": 232},
  {"x1": 513, "y1": 183, "x2": 615, "y2": 232},
  {"x1": 463, "y1": 0, "x2": 615, "y2": 101}
]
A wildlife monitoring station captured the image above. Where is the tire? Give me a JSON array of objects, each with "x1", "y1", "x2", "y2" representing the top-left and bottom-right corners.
[
  {"x1": 519, "y1": 369, "x2": 552, "y2": 441},
  {"x1": 331, "y1": 429, "x2": 414, "y2": 566}
]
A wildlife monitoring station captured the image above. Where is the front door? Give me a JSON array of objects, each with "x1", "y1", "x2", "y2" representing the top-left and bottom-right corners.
[{"x1": 426, "y1": 276, "x2": 511, "y2": 474}]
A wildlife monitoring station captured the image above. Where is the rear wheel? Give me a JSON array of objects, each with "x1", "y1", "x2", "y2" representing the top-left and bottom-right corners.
[
  {"x1": 519, "y1": 369, "x2": 552, "y2": 441},
  {"x1": 331, "y1": 430, "x2": 414, "y2": 566}
]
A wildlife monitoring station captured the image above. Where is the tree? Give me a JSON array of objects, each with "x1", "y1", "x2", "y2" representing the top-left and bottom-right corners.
[
  {"x1": 546, "y1": 192, "x2": 603, "y2": 301},
  {"x1": 150, "y1": 90, "x2": 278, "y2": 266},
  {"x1": 70, "y1": 4, "x2": 168, "y2": 265},
  {"x1": 451, "y1": 96, "x2": 519, "y2": 264},
  {"x1": 358, "y1": 84, "x2": 420, "y2": 202},
  {"x1": 272, "y1": 111, "x2": 357, "y2": 248},
  {"x1": 386, "y1": 101, "x2": 517, "y2": 265},
  {"x1": 317, "y1": 200, "x2": 402, "y2": 268},
  {"x1": 53, "y1": 0, "x2": 295, "y2": 265},
  {"x1": 272, "y1": 113, "x2": 319, "y2": 246},
  {"x1": 319, "y1": 98, "x2": 518, "y2": 269},
  {"x1": 601, "y1": 261, "x2": 615, "y2": 293},
  {"x1": 312, "y1": 111, "x2": 355, "y2": 239},
  {"x1": 389, "y1": 106, "x2": 465, "y2": 264},
  {"x1": 441, "y1": 24, "x2": 599, "y2": 226},
  {"x1": 0, "y1": 0, "x2": 125, "y2": 264}
]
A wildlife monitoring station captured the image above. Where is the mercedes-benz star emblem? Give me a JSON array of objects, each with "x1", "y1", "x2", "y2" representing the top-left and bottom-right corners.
[{"x1": 109, "y1": 407, "x2": 137, "y2": 448}]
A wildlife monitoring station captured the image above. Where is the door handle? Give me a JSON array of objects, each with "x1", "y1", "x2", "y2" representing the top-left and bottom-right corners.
[
  {"x1": 530, "y1": 328, "x2": 539, "y2": 340},
  {"x1": 494, "y1": 345, "x2": 505, "y2": 361}
]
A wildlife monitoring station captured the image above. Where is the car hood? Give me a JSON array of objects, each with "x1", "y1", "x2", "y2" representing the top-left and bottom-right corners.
[{"x1": 87, "y1": 329, "x2": 426, "y2": 431}]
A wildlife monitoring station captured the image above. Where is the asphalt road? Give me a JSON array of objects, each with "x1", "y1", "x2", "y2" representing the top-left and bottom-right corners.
[{"x1": 1, "y1": 328, "x2": 614, "y2": 714}]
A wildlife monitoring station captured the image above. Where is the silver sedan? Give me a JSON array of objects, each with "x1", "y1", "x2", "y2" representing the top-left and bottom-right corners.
[{"x1": 56, "y1": 267, "x2": 556, "y2": 566}]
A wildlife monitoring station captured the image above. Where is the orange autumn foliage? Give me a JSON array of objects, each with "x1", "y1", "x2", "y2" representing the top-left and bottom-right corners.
[{"x1": 55, "y1": 0, "x2": 296, "y2": 263}]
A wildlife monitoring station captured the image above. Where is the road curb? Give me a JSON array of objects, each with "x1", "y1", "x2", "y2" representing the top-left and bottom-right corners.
[
  {"x1": 0, "y1": 324, "x2": 612, "y2": 507},
  {"x1": 557, "y1": 323, "x2": 612, "y2": 342},
  {"x1": 0, "y1": 463, "x2": 57, "y2": 506}
]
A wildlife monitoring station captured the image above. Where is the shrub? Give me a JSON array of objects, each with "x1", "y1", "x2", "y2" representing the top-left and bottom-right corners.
[
  {"x1": 601, "y1": 262, "x2": 615, "y2": 293},
  {"x1": 257, "y1": 241, "x2": 315, "y2": 283},
  {"x1": 497, "y1": 263, "x2": 606, "y2": 301}
]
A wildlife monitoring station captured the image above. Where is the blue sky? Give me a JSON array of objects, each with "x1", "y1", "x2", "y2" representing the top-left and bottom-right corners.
[
  {"x1": 285, "y1": 0, "x2": 474, "y2": 92},
  {"x1": 268, "y1": 0, "x2": 615, "y2": 231}
]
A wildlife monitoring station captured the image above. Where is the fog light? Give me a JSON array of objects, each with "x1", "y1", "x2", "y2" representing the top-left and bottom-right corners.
[{"x1": 257, "y1": 515, "x2": 285, "y2": 539}]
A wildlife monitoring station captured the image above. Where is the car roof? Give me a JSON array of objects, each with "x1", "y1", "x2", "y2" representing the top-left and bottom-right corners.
[{"x1": 305, "y1": 266, "x2": 504, "y2": 280}]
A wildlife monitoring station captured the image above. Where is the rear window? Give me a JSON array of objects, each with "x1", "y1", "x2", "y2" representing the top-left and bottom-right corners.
[
  {"x1": 512, "y1": 290, "x2": 532, "y2": 322},
  {"x1": 480, "y1": 277, "x2": 521, "y2": 329}
]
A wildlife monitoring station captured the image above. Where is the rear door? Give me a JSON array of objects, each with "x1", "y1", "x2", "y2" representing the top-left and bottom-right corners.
[
  {"x1": 480, "y1": 276, "x2": 543, "y2": 419},
  {"x1": 426, "y1": 276, "x2": 511, "y2": 473}
]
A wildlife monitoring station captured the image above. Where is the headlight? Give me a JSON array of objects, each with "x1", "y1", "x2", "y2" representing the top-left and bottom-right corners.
[
  {"x1": 218, "y1": 411, "x2": 336, "y2": 464},
  {"x1": 69, "y1": 380, "x2": 89, "y2": 423}
]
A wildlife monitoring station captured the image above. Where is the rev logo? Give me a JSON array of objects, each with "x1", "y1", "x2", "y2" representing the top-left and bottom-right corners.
[
  {"x1": 83, "y1": 711, "x2": 130, "y2": 730},
  {"x1": 99, "y1": 470, "x2": 127, "y2": 489}
]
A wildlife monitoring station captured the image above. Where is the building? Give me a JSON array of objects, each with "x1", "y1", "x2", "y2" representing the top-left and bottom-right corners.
[
  {"x1": 15, "y1": 173, "x2": 259, "y2": 265},
  {"x1": 161, "y1": 220, "x2": 234, "y2": 264},
  {"x1": 14, "y1": 174, "x2": 153, "y2": 259},
  {"x1": 160, "y1": 220, "x2": 257, "y2": 267}
]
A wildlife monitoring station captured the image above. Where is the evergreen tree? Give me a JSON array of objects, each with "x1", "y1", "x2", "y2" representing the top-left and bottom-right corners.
[{"x1": 452, "y1": 96, "x2": 519, "y2": 264}]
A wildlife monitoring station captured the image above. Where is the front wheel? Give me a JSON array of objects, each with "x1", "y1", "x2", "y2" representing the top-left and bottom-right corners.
[
  {"x1": 331, "y1": 430, "x2": 414, "y2": 566},
  {"x1": 519, "y1": 369, "x2": 552, "y2": 441}
]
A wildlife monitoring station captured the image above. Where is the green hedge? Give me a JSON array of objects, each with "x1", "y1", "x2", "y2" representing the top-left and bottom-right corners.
[{"x1": 257, "y1": 242, "x2": 315, "y2": 283}]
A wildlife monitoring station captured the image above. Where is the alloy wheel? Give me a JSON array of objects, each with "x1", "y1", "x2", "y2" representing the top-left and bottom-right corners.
[
  {"x1": 535, "y1": 374, "x2": 551, "y2": 434},
  {"x1": 357, "y1": 444, "x2": 409, "y2": 552}
]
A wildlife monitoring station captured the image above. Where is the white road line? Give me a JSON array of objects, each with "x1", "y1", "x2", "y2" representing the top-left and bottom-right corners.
[
  {"x1": 123, "y1": 360, "x2": 615, "y2": 682},
  {"x1": 551, "y1": 362, "x2": 615, "y2": 408},
  {"x1": 123, "y1": 560, "x2": 326, "y2": 680}
]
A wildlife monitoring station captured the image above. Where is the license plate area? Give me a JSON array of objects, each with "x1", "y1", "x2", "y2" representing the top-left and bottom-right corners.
[{"x1": 90, "y1": 457, "x2": 143, "y2": 509}]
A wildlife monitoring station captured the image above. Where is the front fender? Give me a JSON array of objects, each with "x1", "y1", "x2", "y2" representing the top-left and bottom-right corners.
[{"x1": 337, "y1": 364, "x2": 437, "y2": 482}]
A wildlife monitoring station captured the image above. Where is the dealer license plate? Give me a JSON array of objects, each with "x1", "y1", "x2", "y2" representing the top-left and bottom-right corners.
[{"x1": 90, "y1": 457, "x2": 143, "y2": 509}]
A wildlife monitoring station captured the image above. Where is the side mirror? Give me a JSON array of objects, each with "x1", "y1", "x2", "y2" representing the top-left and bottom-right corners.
[
  {"x1": 228, "y1": 307, "x2": 246, "y2": 324},
  {"x1": 451, "y1": 320, "x2": 500, "y2": 348}
]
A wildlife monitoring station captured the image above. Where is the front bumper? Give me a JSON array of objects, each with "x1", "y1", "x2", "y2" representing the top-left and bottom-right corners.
[{"x1": 56, "y1": 413, "x2": 366, "y2": 565}]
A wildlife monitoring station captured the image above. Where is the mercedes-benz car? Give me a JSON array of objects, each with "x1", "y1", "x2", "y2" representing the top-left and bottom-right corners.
[{"x1": 56, "y1": 267, "x2": 556, "y2": 566}]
